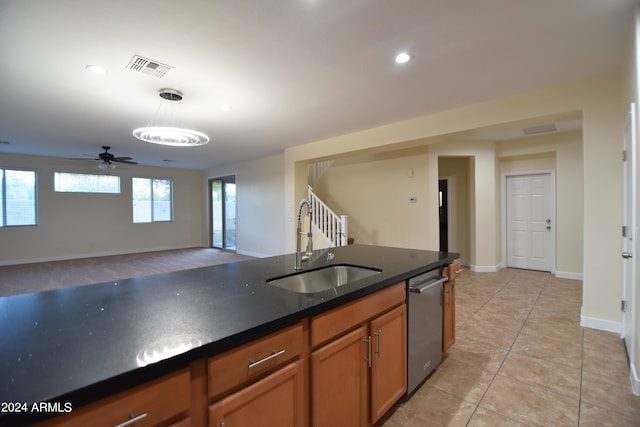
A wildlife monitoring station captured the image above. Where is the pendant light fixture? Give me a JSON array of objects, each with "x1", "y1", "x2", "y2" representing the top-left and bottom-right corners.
[{"x1": 133, "y1": 88, "x2": 209, "y2": 147}]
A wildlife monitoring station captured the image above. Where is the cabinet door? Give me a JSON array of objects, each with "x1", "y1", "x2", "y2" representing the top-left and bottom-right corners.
[
  {"x1": 370, "y1": 304, "x2": 407, "y2": 424},
  {"x1": 311, "y1": 325, "x2": 369, "y2": 427},
  {"x1": 209, "y1": 360, "x2": 304, "y2": 427},
  {"x1": 442, "y1": 280, "x2": 456, "y2": 352}
]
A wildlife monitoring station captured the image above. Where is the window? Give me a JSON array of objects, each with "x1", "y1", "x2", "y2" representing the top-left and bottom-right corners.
[
  {"x1": 54, "y1": 172, "x2": 120, "y2": 193},
  {"x1": 132, "y1": 177, "x2": 173, "y2": 223},
  {"x1": 1, "y1": 169, "x2": 37, "y2": 226}
]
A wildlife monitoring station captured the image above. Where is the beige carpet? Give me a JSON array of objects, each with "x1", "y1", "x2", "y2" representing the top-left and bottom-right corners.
[{"x1": 0, "y1": 248, "x2": 254, "y2": 297}]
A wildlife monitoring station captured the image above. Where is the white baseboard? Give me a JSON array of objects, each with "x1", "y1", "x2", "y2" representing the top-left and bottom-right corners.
[
  {"x1": 555, "y1": 271, "x2": 583, "y2": 280},
  {"x1": 470, "y1": 264, "x2": 501, "y2": 273},
  {"x1": 236, "y1": 249, "x2": 270, "y2": 258},
  {"x1": 632, "y1": 363, "x2": 640, "y2": 396},
  {"x1": 580, "y1": 312, "x2": 640, "y2": 396},
  {"x1": 580, "y1": 311, "x2": 622, "y2": 334},
  {"x1": 0, "y1": 244, "x2": 207, "y2": 266}
]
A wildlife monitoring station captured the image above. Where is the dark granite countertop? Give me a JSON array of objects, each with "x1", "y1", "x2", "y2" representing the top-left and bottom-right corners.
[{"x1": 0, "y1": 244, "x2": 458, "y2": 423}]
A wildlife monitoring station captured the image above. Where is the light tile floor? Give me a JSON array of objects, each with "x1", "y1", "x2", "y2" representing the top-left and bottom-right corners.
[{"x1": 381, "y1": 268, "x2": 640, "y2": 426}]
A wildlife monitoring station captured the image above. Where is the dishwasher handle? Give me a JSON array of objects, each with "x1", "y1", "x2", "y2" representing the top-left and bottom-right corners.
[{"x1": 409, "y1": 276, "x2": 447, "y2": 294}]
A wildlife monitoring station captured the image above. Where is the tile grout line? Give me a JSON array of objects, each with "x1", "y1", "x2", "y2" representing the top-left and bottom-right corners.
[
  {"x1": 508, "y1": 273, "x2": 585, "y2": 425},
  {"x1": 402, "y1": 270, "x2": 635, "y2": 426},
  {"x1": 465, "y1": 271, "x2": 552, "y2": 426},
  {"x1": 455, "y1": 271, "x2": 505, "y2": 425},
  {"x1": 463, "y1": 271, "x2": 545, "y2": 426}
]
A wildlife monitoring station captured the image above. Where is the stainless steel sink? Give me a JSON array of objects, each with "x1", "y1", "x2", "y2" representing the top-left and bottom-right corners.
[{"x1": 267, "y1": 265, "x2": 382, "y2": 294}]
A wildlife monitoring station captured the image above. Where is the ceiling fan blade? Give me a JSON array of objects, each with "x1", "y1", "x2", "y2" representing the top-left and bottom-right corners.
[{"x1": 71, "y1": 148, "x2": 137, "y2": 165}]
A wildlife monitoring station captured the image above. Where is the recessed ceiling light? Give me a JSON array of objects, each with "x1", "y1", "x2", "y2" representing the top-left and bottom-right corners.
[
  {"x1": 85, "y1": 64, "x2": 106, "y2": 74},
  {"x1": 394, "y1": 52, "x2": 412, "y2": 64},
  {"x1": 220, "y1": 104, "x2": 232, "y2": 112}
]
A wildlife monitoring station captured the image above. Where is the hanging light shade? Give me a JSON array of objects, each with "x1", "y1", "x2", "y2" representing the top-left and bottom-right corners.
[{"x1": 133, "y1": 88, "x2": 209, "y2": 147}]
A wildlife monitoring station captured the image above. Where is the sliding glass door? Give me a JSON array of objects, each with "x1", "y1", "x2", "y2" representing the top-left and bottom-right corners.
[{"x1": 210, "y1": 175, "x2": 236, "y2": 250}]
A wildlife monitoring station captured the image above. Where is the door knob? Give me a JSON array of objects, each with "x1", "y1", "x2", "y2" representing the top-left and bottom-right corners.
[
  {"x1": 622, "y1": 252, "x2": 633, "y2": 259},
  {"x1": 546, "y1": 219, "x2": 551, "y2": 224},
  {"x1": 546, "y1": 226, "x2": 551, "y2": 231}
]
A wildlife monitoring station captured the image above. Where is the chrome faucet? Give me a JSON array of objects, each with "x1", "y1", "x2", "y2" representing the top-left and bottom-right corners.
[{"x1": 295, "y1": 199, "x2": 313, "y2": 271}]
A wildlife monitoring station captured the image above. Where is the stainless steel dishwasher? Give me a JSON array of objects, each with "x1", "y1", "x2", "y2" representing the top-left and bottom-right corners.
[{"x1": 407, "y1": 270, "x2": 448, "y2": 394}]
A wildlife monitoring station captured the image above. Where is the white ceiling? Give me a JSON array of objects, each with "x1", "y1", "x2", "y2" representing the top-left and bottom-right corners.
[{"x1": 0, "y1": 0, "x2": 636, "y2": 169}]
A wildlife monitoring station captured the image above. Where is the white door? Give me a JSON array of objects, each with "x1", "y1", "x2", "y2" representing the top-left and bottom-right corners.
[
  {"x1": 622, "y1": 102, "x2": 636, "y2": 352},
  {"x1": 506, "y1": 173, "x2": 554, "y2": 271}
]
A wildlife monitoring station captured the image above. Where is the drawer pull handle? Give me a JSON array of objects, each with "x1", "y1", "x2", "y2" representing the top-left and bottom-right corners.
[
  {"x1": 363, "y1": 336, "x2": 372, "y2": 368},
  {"x1": 374, "y1": 330, "x2": 382, "y2": 358},
  {"x1": 114, "y1": 412, "x2": 148, "y2": 427},
  {"x1": 248, "y1": 349, "x2": 286, "y2": 369}
]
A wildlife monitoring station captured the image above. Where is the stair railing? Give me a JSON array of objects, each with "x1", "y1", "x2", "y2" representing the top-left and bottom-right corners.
[{"x1": 308, "y1": 186, "x2": 348, "y2": 246}]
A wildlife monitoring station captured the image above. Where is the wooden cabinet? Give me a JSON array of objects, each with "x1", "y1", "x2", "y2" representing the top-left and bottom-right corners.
[
  {"x1": 207, "y1": 322, "x2": 307, "y2": 427},
  {"x1": 209, "y1": 360, "x2": 305, "y2": 427},
  {"x1": 207, "y1": 323, "x2": 304, "y2": 400},
  {"x1": 35, "y1": 279, "x2": 419, "y2": 427},
  {"x1": 311, "y1": 282, "x2": 407, "y2": 427},
  {"x1": 442, "y1": 279, "x2": 455, "y2": 352},
  {"x1": 168, "y1": 417, "x2": 192, "y2": 427},
  {"x1": 370, "y1": 304, "x2": 407, "y2": 423},
  {"x1": 442, "y1": 260, "x2": 460, "y2": 353},
  {"x1": 311, "y1": 325, "x2": 369, "y2": 427},
  {"x1": 36, "y1": 369, "x2": 191, "y2": 427}
]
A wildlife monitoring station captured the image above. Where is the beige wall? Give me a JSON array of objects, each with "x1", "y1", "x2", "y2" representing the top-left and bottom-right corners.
[
  {"x1": 0, "y1": 153, "x2": 205, "y2": 265},
  {"x1": 497, "y1": 131, "x2": 584, "y2": 276},
  {"x1": 314, "y1": 147, "x2": 436, "y2": 250},
  {"x1": 438, "y1": 156, "x2": 471, "y2": 264},
  {"x1": 314, "y1": 131, "x2": 583, "y2": 276},
  {"x1": 285, "y1": 71, "x2": 625, "y2": 331},
  {"x1": 204, "y1": 154, "x2": 286, "y2": 257}
]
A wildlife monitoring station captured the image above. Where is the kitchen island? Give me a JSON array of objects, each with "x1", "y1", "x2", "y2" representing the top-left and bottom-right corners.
[{"x1": 0, "y1": 244, "x2": 458, "y2": 425}]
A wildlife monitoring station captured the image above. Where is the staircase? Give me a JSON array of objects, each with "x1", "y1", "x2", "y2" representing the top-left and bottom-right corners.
[
  {"x1": 306, "y1": 160, "x2": 350, "y2": 246},
  {"x1": 308, "y1": 160, "x2": 334, "y2": 188},
  {"x1": 308, "y1": 186, "x2": 348, "y2": 247}
]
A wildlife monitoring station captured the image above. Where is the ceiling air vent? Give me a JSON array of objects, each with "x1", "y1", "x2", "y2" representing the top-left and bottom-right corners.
[
  {"x1": 522, "y1": 124, "x2": 557, "y2": 136},
  {"x1": 126, "y1": 55, "x2": 173, "y2": 78}
]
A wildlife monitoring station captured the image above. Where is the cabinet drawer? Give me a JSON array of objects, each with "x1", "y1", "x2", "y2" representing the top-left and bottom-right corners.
[
  {"x1": 311, "y1": 282, "x2": 405, "y2": 348},
  {"x1": 37, "y1": 369, "x2": 190, "y2": 427},
  {"x1": 447, "y1": 260, "x2": 462, "y2": 281},
  {"x1": 208, "y1": 323, "x2": 304, "y2": 399}
]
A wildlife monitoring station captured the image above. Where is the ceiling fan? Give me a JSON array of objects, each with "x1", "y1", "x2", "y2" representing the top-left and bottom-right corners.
[{"x1": 71, "y1": 146, "x2": 138, "y2": 168}]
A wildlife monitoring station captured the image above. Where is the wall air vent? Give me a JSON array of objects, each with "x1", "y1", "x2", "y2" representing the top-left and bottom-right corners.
[
  {"x1": 126, "y1": 55, "x2": 173, "y2": 78},
  {"x1": 522, "y1": 124, "x2": 557, "y2": 135}
]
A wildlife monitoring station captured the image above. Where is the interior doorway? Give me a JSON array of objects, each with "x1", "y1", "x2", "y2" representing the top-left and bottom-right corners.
[
  {"x1": 439, "y1": 179, "x2": 449, "y2": 252},
  {"x1": 210, "y1": 175, "x2": 237, "y2": 251}
]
